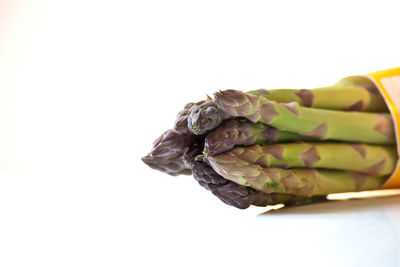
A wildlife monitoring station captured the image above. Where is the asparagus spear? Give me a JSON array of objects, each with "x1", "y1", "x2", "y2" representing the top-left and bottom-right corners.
[
  {"x1": 248, "y1": 86, "x2": 387, "y2": 112},
  {"x1": 214, "y1": 90, "x2": 395, "y2": 144},
  {"x1": 204, "y1": 119, "x2": 316, "y2": 156},
  {"x1": 192, "y1": 161, "x2": 318, "y2": 208},
  {"x1": 206, "y1": 153, "x2": 387, "y2": 196},
  {"x1": 188, "y1": 84, "x2": 387, "y2": 135},
  {"x1": 224, "y1": 143, "x2": 397, "y2": 175}
]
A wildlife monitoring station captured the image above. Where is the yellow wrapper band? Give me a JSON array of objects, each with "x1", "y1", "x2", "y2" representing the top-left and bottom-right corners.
[
  {"x1": 368, "y1": 68, "x2": 400, "y2": 189},
  {"x1": 339, "y1": 67, "x2": 400, "y2": 189}
]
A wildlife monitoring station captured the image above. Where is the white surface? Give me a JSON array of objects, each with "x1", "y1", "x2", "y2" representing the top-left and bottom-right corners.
[{"x1": 0, "y1": 0, "x2": 400, "y2": 266}]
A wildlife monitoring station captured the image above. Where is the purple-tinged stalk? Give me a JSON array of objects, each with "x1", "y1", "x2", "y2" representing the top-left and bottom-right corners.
[
  {"x1": 192, "y1": 161, "x2": 317, "y2": 209},
  {"x1": 207, "y1": 152, "x2": 387, "y2": 197}
]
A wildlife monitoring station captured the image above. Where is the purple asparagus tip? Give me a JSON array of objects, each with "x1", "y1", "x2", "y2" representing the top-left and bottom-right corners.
[
  {"x1": 187, "y1": 99, "x2": 230, "y2": 135},
  {"x1": 142, "y1": 129, "x2": 195, "y2": 176}
]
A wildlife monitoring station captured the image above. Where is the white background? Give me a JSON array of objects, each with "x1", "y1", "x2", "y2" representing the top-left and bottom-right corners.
[{"x1": 1, "y1": 0, "x2": 400, "y2": 266}]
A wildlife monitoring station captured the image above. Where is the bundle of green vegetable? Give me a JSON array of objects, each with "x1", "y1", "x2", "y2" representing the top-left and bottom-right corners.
[{"x1": 142, "y1": 80, "x2": 398, "y2": 209}]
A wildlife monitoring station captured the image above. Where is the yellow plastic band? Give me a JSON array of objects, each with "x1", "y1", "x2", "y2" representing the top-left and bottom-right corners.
[{"x1": 366, "y1": 67, "x2": 400, "y2": 189}]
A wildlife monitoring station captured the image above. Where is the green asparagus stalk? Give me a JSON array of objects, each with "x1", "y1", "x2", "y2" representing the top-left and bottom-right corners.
[
  {"x1": 206, "y1": 153, "x2": 387, "y2": 197},
  {"x1": 188, "y1": 83, "x2": 387, "y2": 135},
  {"x1": 214, "y1": 90, "x2": 395, "y2": 144},
  {"x1": 224, "y1": 143, "x2": 397, "y2": 175},
  {"x1": 204, "y1": 119, "x2": 317, "y2": 156},
  {"x1": 248, "y1": 86, "x2": 387, "y2": 112},
  {"x1": 335, "y1": 75, "x2": 386, "y2": 112}
]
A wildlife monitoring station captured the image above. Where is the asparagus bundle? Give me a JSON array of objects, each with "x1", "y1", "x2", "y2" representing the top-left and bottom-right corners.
[{"x1": 142, "y1": 81, "x2": 398, "y2": 209}]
